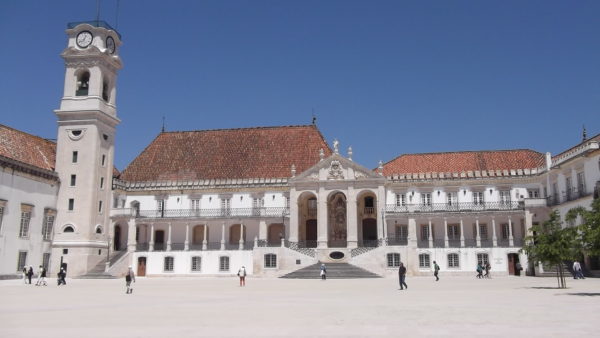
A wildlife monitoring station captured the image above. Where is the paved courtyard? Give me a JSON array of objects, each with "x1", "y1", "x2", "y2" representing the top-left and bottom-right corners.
[{"x1": 1, "y1": 274, "x2": 598, "y2": 337}]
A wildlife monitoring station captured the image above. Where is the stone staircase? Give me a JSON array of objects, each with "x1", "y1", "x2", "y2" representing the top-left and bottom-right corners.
[
  {"x1": 280, "y1": 262, "x2": 381, "y2": 279},
  {"x1": 75, "y1": 250, "x2": 128, "y2": 279}
]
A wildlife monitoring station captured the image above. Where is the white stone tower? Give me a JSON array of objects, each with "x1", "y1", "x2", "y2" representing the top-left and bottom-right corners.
[{"x1": 51, "y1": 21, "x2": 122, "y2": 276}]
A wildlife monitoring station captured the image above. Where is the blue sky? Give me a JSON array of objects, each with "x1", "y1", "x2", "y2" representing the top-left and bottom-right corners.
[{"x1": 1, "y1": 1, "x2": 598, "y2": 171}]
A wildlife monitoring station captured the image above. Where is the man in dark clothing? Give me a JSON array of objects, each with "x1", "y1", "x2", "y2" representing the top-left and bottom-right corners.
[
  {"x1": 433, "y1": 261, "x2": 440, "y2": 281},
  {"x1": 398, "y1": 262, "x2": 408, "y2": 290},
  {"x1": 27, "y1": 266, "x2": 34, "y2": 284}
]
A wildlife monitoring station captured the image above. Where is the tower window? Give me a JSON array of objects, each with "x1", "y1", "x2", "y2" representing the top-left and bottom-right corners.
[
  {"x1": 101, "y1": 155, "x2": 106, "y2": 166},
  {"x1": 70, "y1": 175, "x2": 76, "y2": 186},
  {"x1": 102, "y1": 80, "x2": 109, "y2": 101},
  {"x1": 76, "y1": 71, "x2": 90, "y2": 96},
  {"x1": 100, "y1": 177, "x2": 104, "y2": 189},
  {"x1": 72, "y1": 151, "x2": 78, "y2": 163},
  {"x1": 98, "y1": 201, "x2": 103, "y2": 213},
  {"x1": 68, "y1": 199, "x2": 74, "y2": 211}
]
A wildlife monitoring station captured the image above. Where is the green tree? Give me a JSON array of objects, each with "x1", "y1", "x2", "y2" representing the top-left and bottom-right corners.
[
  {"x1": 521, "y1": 211, "x2": 578, "y2": 288},
  {"x1": 566, "y1": 198, "x2": 600, "y2": 258}
]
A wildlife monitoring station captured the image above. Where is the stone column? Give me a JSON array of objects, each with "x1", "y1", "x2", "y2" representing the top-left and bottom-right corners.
[
  {"x1": 475, "y1": 218, "x2": 481, "y2": 247},
  {"x1": 444, "y1": 218, "x2": 449, "y2": 247},
  {"x1": 184, "y1": 223, "x2": 190, "y2": 251},
  {"x1": 428, "y1": 218, "x2": 433, "y2": 248},
  {"x1": 346, "y1": 187, "x2": 358, "y2": 249},
  {"x1": 377, "y1": 185, "x2": 386, "y2": 240},
  {"x1": 167, "y1": 222, "x2": 172, "y2": 251},
  {"x1": 127, "y1": 219, "x2": 137, "y2": 253},
  {"x1": 239, "y1": 223, "x2": 245, "y2": 250},
  {"x1": 408, "y1": 218, "x2": 417, "y2": 248},
  {"x1": 149, "y1": 223, "x2": 155, "y2": 252},
  {"x1": 492, "y1": 217, "x2": 498, "y2": 247},
  {"x1": 508, "y1": 216, "x2": 514, "y2": 247},
  {"x1": 220, "y1": 222, "x2": 225, "y2": 250},
  {"x1": 317, "y1": 187, "x2": 328, "y2": 248},
  {"x1": 460, "y1": 218, "x2": 465, "y2": 247},
  {"x1": 289, "y1": 188, "x2": 299, "y2": 242},
  {"x1": 259, "y1": 220, "x2": 267, "y2": 241},
  {"x1": 524, "y1": 210, "x2": 533, "y2": 245},
  {"x1": 202, "y1": 224, "x2": 208, "y2": 250}
]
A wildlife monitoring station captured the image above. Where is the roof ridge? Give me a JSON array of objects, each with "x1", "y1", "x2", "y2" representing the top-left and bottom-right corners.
[
  {"x1": 160, "y1": 124, "x2": 317, "y2": 134},
  {"x1": 0, "y1": 123, "x2": 56, "y2": 145}
]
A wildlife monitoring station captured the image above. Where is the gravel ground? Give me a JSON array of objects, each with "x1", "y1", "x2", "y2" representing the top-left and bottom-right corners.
[{"x1": 0, "y1": 275, "x2": 598, "y2": 337}]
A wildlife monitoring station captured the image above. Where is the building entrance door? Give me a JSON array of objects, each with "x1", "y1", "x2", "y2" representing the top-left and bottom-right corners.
[
  {"x1": 306, "y1": 220, "x2": 317, "y2": 246},
  {"x1": 137, "y1": 257, "x2": 146, "y2": 276},
  {"x1": 114, "y1": 226, "x2": 121, "y2": 251},
  {"x1": 362, "y1": 219, "x2": 377, "y2": 241},
  {"x1": 507, "y1": 253, "x2": 519, "y2": 275},
  {"x1": 155, "y1": 230, "x2": 165, "y2": 250}
]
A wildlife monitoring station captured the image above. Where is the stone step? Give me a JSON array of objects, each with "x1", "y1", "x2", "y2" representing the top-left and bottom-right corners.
[{"x1": 280, "y1": 262, "x2": 381, "y2": 279}]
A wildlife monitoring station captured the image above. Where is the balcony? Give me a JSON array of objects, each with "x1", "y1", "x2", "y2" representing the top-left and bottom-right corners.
[
  {"x1": 112, "y1": 207, "x2": 290, "y2": 220},
  {"x1": 363, "y1": 207, "x2": 376, "y2": 216},
  {"x1": 385, "y1": 201, "x2": 523, "y2": 214}
]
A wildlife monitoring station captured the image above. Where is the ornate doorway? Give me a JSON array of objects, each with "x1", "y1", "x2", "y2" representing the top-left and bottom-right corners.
[{"x1": 328, "y1": 192, "x2": 347, "y2": 247}]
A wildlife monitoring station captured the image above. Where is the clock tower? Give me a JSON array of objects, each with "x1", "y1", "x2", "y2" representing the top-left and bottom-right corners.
[{"x1": 51, "y1": 21, "x2": 123, "y2": 277}]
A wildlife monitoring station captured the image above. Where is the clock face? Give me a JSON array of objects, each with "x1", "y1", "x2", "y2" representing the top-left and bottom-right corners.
[
  {"x1": 106, "y1": 36, "x2": 116, "y2": 54},
  {"x1": 76, "y1": 31, "x2": 93, "y2": 48}
]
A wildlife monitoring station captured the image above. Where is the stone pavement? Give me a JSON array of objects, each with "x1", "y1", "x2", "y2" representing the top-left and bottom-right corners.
[{"x1": 0, "y1": 275, "x2": 598, "y2": 337}]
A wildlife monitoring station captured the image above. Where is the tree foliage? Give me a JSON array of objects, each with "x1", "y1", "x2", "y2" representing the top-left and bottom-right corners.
[
  {"x1": 521, "y1": 211, "x2": 578, "y2": 288},
  {"x1": 566, "y1": 198, "x2": 600, "y2": 257}
]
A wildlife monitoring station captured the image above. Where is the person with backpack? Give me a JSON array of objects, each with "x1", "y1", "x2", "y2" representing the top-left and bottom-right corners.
[
  {"x1": 476, "y1": 263, "x2": 483, "y2": 279},
  {"x1": 125, "y1": 266, "x2": 136, "y2": 294},
  {"x1": 237, "y1": 266, "x2": 247, "y2": 286},
  {"x1": 320, "y1": 263, "x2": 327, "y2": 281},
  {"x1": 433, "y1": 261, "x2": 440, "y2": 281}
]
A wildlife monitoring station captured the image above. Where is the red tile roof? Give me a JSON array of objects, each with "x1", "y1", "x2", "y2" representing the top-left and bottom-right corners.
[
  {"x1": 120, "y1": 125, "x2": 332, "y2": 182},
  {"x1": 0, "y1": 124, "x2": 56, "y2": 172},
  {"x1": 382, "y1": 149, "x2": 545, "y2": 176}
]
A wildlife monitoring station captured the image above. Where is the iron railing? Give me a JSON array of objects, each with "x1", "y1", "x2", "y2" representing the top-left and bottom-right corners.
[
  {"x1": 386, "y1": 201, "x2": 522, "y2": 213},
  {"x1": 112, "y1": 207, "x2": 290, "y2": 219}
]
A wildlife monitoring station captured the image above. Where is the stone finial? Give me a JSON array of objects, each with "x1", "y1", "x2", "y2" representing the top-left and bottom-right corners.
[
  {"x1": 291, "y1": 164, "x2": 296, "y2": 177},
  {"x1": 582, "y1": 125, "x2": 587, "y2": 142},
  {"x1": 378, "y1": 160, "x2": 384, "y2": 175},
  {"x1": 333, "y1": 139, "x2": 339, "y2": 154},
  {"x1": 319, "y1": 148, "x2": 325, "y2": 161},
  {"x1": 347, "y1": 146, "x2": 353, "y2": 161}
]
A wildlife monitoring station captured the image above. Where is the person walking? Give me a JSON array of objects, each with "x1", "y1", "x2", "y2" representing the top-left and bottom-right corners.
[
  {"x1": 57, "y1": 268, "x2": 67, "y2": 286},
  {"x1": 27, "y1": 266, "x2": 34, "y2": 284},
  {"x1": 484, "y1": 262, "x2": 491, "y2": 279},
  {"x1": 38, "y1": 266, "x2": 47, "y2": 286},
  {"x1": 125, "y1": 266, "x2": 136, "y2": 294},
  {"x1": 573, "y1": 261, "x2": 585, "y2": 279},
  {"x1": 476, "y1": 263, "x2": 483, "y2": 279},
  {"x1": 22, "y1": 266, "x2": 28, "y2": 284},
  {"x1": 320, "y1": 263, "x2": 327, "y2": 281},
  {"x1": 35, "y1": 265, "x2": 45, "y2": 286},
  {"x1": 433, "y1": 261, "x2": 440, "y2": 281},
  {"x1": 237, "y1": 266, "x2": 247, "y2": 286},
  {"x1": 398, "y1": 262, "x2": 408, "y2": 290}
]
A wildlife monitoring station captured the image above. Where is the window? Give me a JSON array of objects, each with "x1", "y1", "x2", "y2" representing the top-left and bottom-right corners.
[
  {"x1": 96, "y1": 226, "x2": 102, "y2": 234},
  {"x1": 164, "y1": 256, "x2": 174, "y2": 272},
  {"x1": 448, "y1": 224, "x2": 460, "y2": 240},
  {"x1": 396, "y1": 225, "x2": 408, "y2": 239},
  {"x1": 221, "y1": 198, "x2": 231, "y2": 216},
  {"x1": 447, "y1": 192, "x2": 457, "y2": 205},
  {"x1": 98, "y1": 201, "x2": 103, "y2": 213},
  {"x1": 421, "y1": 193, "x2": 432, "y2": 206},
  {"x1": 190, "y1": 199, "x2": 201, "y2": 210},
  {"x1": 387, "y1": 253, "x2": 400, "y2": 267},
  {"x1": 473, "y1": 192, "x2": 484, "y2": 205},
  {"x1": 157, "y1": 199, "x2": 165, "y2": 217},
  {"x1": 70, "y1": 175, "x2": 76, "y2": 186},
  {"x1": 63, "y1": 248, "x2": 69, "y2": 254},
  {"x1": 219, "y1": 256, "x2": 230, "y2": 272},
  {"x1": 68, "y1": 199, "x2": 74, "y2": 211},
  {"x1": 191, "y1": 256, "x2": 201, "y2": 272},
  {"x1": 101, "y1": 155, "x2": 106, "y2": 166},
  {"x1": 264, "y1": 254, "x2": 277, "y2": 268},
  {"x1": 577, "y1": 172, "x2": 585, "y2": 195},
  {"x1": 527, "y1": 189, "x2": 539, "y2": 198},
  {"x1": 477, "y1": 253, "x2": 489, "y2": 265},
  {"x1": 566, "y1": 177, "x2": 573, "y2": 200},
  {"x1": 395, "y1": 194, "x2": 406, "y2": 206},
  {"x1": 420, "y1": 225, "x2": 429, "y2": 241},
  {"x1": 419, "y1": 253, "x2": 430, "y2": 268},
  {"x1": 501, "y1": 224, "x2": 510, "y2": 239},
  {"x1": 500, "y1": 190, "x2": 511, "y2": 204},
  {"x1": 17, "y1": 251, "x2": 27, "y2": 271},
  {"x1": 63, "y1": 226, "x2": 74, "y2": 233},
  {"x1": 0, "y1": 200, "x2": 5, "y2": 234},
  {"x1": 42, "y1": 253, "x2": 51, "y2": 271},
  {"x1": 72, "y1": 151, "x2": 78, "y2": 163},
  {"x1": 76, "y1": 71, "x2": 90, "y2": 96},
  {"x1": 100, "y1": 177, "x2": 104, "y2": 189},
  {"x1": 253, "y1": 198, "x2": 264, "y2": 208},
  {"x1": 285, "y1": 197, "x2": 290, "y2": 208},
  {"x1": 19, "y1": 205, "x2": 32, "y2": 238},
  {"x1": 102, "y1": 81, "x2": 109, "y2": 101},
  {"x1": 447, "y1": 253, "x2": 459, "y2": 268},
  {"x1": 479, "y1": 224, "x2": 488, "y2": 239},
  {"x1": 42, "y1": 210, "x2": 55, "y2": 240}
]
